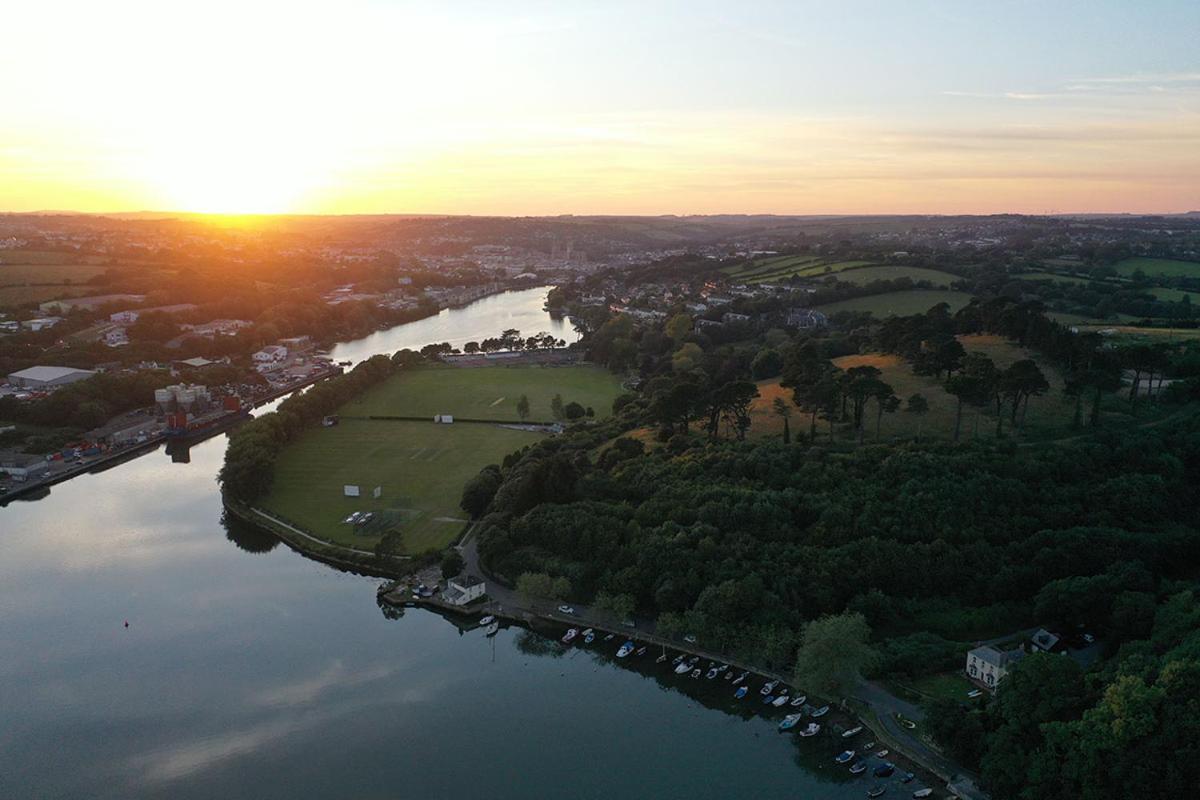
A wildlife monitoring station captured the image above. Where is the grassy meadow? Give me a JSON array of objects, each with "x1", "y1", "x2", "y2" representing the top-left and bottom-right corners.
[
  {"x1": 1113, "y1": 257, "x2": 1200, "y2": 278},
  {"x1": 747, "y1": 334, "x2": 1141, "y2": 442},
  {"x1": 341, "y1": 364, "x2": 624, "y2": 421},
  {"x1": 833, "y1": 265, "x2": 960, "y2": 287},
  {"x1": 261, "y1": 364, "x2": 625, "y2": 553},
  {"x1": 816, "y1": 289, "x2": 973, "y2": 317}
]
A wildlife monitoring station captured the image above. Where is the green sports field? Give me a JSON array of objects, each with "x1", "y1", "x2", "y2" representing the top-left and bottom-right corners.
[
  {"x1": 259, "y1": 364, "x2": 625, "y2": 553},
  {"x1": 259, "y1": 418, "x2": 543, "y2": 553},
  {"x1": 341, "y1": 364, "x2": 624, "y2": 421},
  {"x1": 816, "y1": 289, "x2": 974, "y2": 317}
]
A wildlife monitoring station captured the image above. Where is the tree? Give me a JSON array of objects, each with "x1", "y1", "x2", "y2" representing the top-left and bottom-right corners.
[
  {"x1": 905, "y1": 393, "x2": 930, "y2": 441},
  {"x1": 374, "y1": 530, "x2": 404, "y2": 561},
  {"x1": 665, "y1": 312, "x2": 692, "y2": 342},
  {"x1": 516, "y1": 394, "x2": 530, "y2": 421},
  {"x1": 1000, "y1": 359, "x2": 1049, "y2": 430},
  {"x1": 440, "y1": 550, "x2": 465, "y2": 579},
  {"x1": 550, "y1": 393, "x2": 565, "y2": 420},
  {"x1": 717, "y1": 380, "x2": 759, "y2": 441},
  {"x1": 515, "y1": 572, "x2": 571, "y2": 601},
  {"x1": 792, "y1": 611, "x2": 878, "y2": 699},
  {"x1": 564, "y1": 401, "x2": 586, "y2": 420},
  {"x1": 595, "y1": 591, "x2": 637, "y2": 620},
  {"x1": 460, "y1": 465, "x2": 502, "y2": 517},
  {"x1": 751, "y1": 348, "x2": 784, "y2": 380},
  {"x1": 772, "y1": 396, "x2": 792, "y2": 443},
  {"x1": 875, "y1": 391, "x2": 901, "y2": 439},
  {"x1": 945, "y1": 353, "x2": 996, "y2": 442}
]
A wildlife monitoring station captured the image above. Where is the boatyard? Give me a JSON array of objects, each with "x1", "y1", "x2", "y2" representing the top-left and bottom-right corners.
[{"x1": 381, "y1": 581, "x2": 963, "y2": 800}]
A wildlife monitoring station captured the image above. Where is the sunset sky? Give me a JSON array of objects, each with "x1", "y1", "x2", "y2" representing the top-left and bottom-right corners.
[{"x1": 2, "y1": 0, "x2": 1197, "y2": 216}]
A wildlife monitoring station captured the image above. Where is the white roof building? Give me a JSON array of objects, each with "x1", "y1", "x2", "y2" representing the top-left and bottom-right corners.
[{"x1": 7, "y1": 366, "x2": 96, "y2": 389}]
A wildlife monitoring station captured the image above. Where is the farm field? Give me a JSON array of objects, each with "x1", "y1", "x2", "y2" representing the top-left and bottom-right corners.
[
  {"x1": 1114, "y1": 257, "x2": 1200, "y2": 278},
  {"x1": 1147, "y1": 287, "x2": 1196, "y2": 302},
  {"x1": 259, "y1": 419, "x2": 542, "y2": 552},
  {"x1": 341, "y1": 364, "x2": 625, "y2": 421},
  {"x1": 262, "y1": 364, "x2": 625, "y2": 553},
  {"x1": 0, "y1": 284, "x2": 96, "y2": 307},
  {"x1": 0, "y1": 263, "x2": 110, "y2": 284},
  {"x1": 1070, "y1": 325, "x2": 1200, "y2": 343},
  {"x1": 723, "y1": 256, "x2": 878, "y2": 283},
  {"x1": 749, "y1": 334, "x2": 1110, "y2": 442},
  {"x1": 1018, "y1": 271, "x2": 1094, "y2": 285},
  {"x1": 834, "y1": 265, "x2": 959, "y2": 287},
  {"x1": 816, "y1": 289, "x2": 973, "y2": 317}
]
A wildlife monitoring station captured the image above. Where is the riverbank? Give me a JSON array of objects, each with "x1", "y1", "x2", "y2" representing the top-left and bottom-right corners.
[{"x1": 386, "y1": 584, "x2": 975, "y2": 799}]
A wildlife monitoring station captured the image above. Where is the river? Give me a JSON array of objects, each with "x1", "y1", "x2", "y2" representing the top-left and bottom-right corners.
[{"x1": 0, "y1": 288, "x2": 868, "y2": 799}]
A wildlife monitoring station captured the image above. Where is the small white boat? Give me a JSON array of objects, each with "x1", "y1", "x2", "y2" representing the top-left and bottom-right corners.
[
  {"x1": 562, "y1": 628, "x2": 578, "y2": 643},
  {"x1": 876, "y1": 749, "x2": 889, "y2": 757},
  {"x1": 656, "y1": 653, "x2": 668, "y2": 664},
  {"x1": 790, "y1": 695, "x2": 807, "y2": 707},
  {"x1": 798, "y1": 723, "x2": 820, "y2": 737},
  {"x1": 485, "y1": 621, "x2": 499, "y2": 636},
  {"x1": 674, "y1": 658, "x2": 695, "y2": 675},
  {"x1": 779, "y1": 713, "x2": 802, "y2": 731},
  {"x1": 723, "y1": 671, "x2": 733, "y2": 681},
  {"x1": 912, "y1": 791, "x2": 933, "y2": 799},
  {"x1": 863, "y1": 741, "x2": 876, "y2": 751},
  {"x1": 672, "y1": 654, "x2": 685, "y2": 665},
  {"x1": 690, "y1": 668, "x2": 702, "y2": 679},
  {"x1": 706, "y1": 667, "x2": 719, "y2": 680},
  {"x1": 581, "y1": 628, "x2": 594, "y2": 638},
  {"x1": 760, "y1": 680, "x2": 779, "y2": 696},
  {"x1": 842, "y1": 726, "x2": 863, "y2": 738},
  {"x1": 772, "y1": 695, "x2": 789, "y2": 707},
  {"x1": 849, "y1": 762, "x2": 867, "y2": 775},
  {"x1": 479, "y1": 615, "x2": 495, "y2": 626},
  {"x1": 604, "y1": 633, "x2": 615, "y2": 642},
  {"x1": 867, "y1": 787, "x2": 885, "y2": 798},
  {"x1": 732, "y1": 671, "x2": 748, "y2": 685},
  {"x1": 616, "y1": 640, "x2": 635, "y2": 658},
  {"x1": 583, "y1": 631, "x2": 595, "y2": 644},
  {"x1": 811, "y1": 705, "x2": 830, "y2": 718},
  {"x1": 635, "y1": 646, "x2": 647, "y2": 656}
]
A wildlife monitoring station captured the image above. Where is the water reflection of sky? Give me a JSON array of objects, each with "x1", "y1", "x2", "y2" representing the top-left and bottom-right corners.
[
  {"x1": 329, "y1": 286, "x2": 576, "y2": 366},
  {"x1": 0, "y1": 290, "x2": 874, "y2": 800}
]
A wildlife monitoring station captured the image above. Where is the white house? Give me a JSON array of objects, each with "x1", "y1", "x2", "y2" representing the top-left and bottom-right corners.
[
  {"x1": 966, "y1": 645, "x2": 1025, "y2": 691},
  {"x1": 104, "y1": 327, "x2": 129, "y2": 347},
  {"x1": 110, "y1": 310, "x2": 140, "y2": 324},
  {"x1": 252, "y1": 345, "x2": 288, "y2": 364},
  {"x1": 443, "y1": 575, "x2": 486, "y2": 606},
  {"x1": 434, "y1": 414, "x2": 454, "y2": 424}
]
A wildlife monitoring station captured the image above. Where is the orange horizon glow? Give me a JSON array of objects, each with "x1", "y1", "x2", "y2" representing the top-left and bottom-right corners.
[{"x1": 2, "y1": 2, "x2": 1197, "y2": 217}]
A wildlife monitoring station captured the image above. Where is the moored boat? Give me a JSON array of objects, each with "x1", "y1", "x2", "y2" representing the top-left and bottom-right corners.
[
  {"x1": 760, "y1": 679, "x2": 779, "y2": 696},
  {"x1": 706, "y1": 666, "x2": 719, "y2": 679},
  {"x1": 842, "y1": 726, "x2": 863, "y2": 738},
  {"x1": 485, "y1": 621, "x2": 499, "y2": 636},
  {"x1": 779, "y1": 713, "x2": 802, "y2": 731},
  {"x1": 734, "y1": 686, "x2": 749, "y2": 699},
  {"x1": 849, "y1": 761, "x2": 867, "y2": 775},
  {"x1": 562, "y1": 628, "x2": 579, "y2": 643},
  {"x1": 875, "y1": 749, "x2": 889, "y2": 758},
  {"x1": 912, "y1": 790, "x2": 933, "y2": 799},
  {"x1": 762, "y1": 694, "x2": 775, "y2": 705},
  {"x1": 583, "y1": 631, "x2": 595, "y2": 644},
  {"x1": 798, "y1": 723, "x2": 820, "y2": 737},
  {"x1": 772, "y1": 695, "x2": 789, "y2": 707},
  {"x1": 479, "y1": 615, "x2": 495, "y2": 626},
  {"x1": 656, "y1": 653, "x2": 668, "y2": 664},
  {"x1": 867, "y1": 786, "x2": 885, "y2": 798},
  {"x1": 732, "y1": 671, "x2": 748, "y2": 685},
  {"x1": 616, "y1": 640, "x2": 635, "y2": 658},
  {"x1": 811, "y1": 705, "x2": 830, "y2": 718},
  {"x1": 690, "y1": 668, "x2": 701, "y2": 678},
  {"x1": 581, "y1": 628, "x2": 594, "y2": 638},
  {"x1": 874, "y1": 763, "x2": 895, "y2": 778},
  {"x1": 835, "y1": 749, "x2": 855, "y2": 764},
  {"x1": 635, "y1": 646, "x2": 647, "y2": 656}
]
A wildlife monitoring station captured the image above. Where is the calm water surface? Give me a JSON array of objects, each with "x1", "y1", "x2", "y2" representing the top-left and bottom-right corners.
[{"x1": 0, "y1": 289, "x2": 866, "y2": 799}]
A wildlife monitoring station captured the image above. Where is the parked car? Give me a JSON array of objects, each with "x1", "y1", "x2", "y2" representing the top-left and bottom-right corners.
[
  {"x1": 683, "y1": 634, "x2": 697, "y2": 644},
  {"x1": 557, "y1": 605, "x2": 576, "y2": 615}
]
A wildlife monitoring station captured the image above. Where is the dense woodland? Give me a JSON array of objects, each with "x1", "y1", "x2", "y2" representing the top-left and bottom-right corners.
[{"x1": 464, "y1": 290, "x2": 1200, "y2": 800}]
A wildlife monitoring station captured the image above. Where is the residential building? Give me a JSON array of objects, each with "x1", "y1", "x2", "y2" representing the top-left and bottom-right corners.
[
  {"x1": 443, "y1": 575, "x2": 486, "y2": 606},
  {"x1": 787, "y1": 308, "x2": 829, "y2": 329},
  {"x1": 23, "y1": 317, "x2": 63, "y2": 332},
  {"x1": 966, "y1": 645, "x2": 1025, "y2": 691},
  {"x1": 252, "y1": 345, "x2": 288, "y2": 364},
  {"x1": 104, "y1": 327, "x2": 129, "y2": 347}
]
